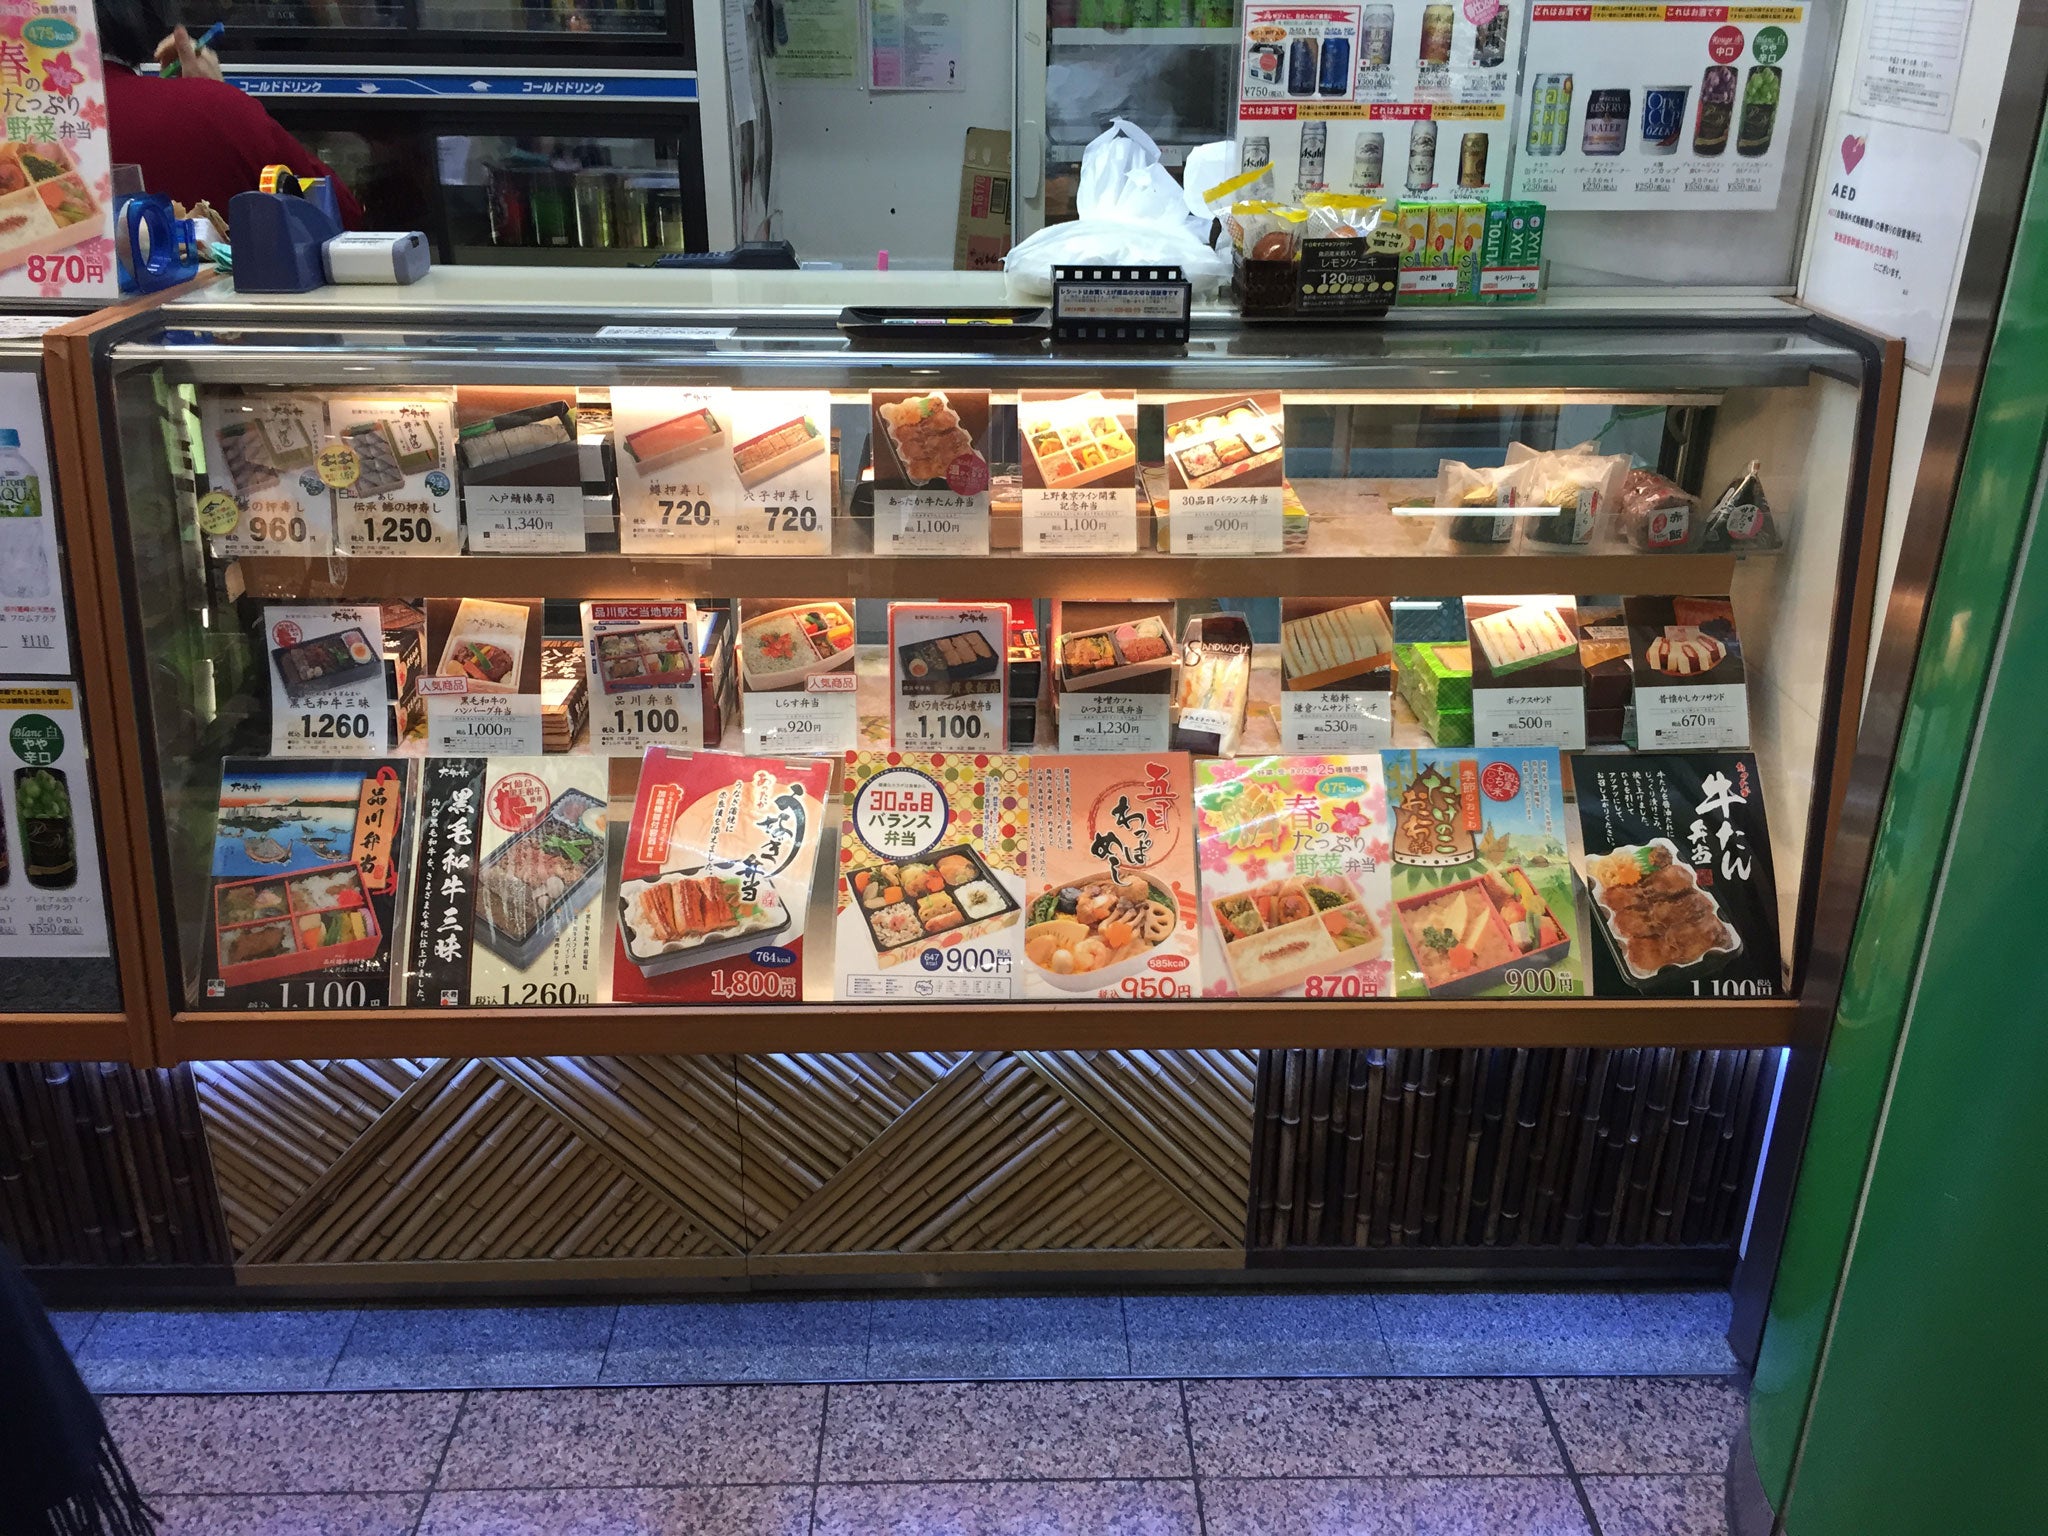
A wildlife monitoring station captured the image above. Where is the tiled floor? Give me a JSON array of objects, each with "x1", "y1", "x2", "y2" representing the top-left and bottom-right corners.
[{"x1": 100, "y1": 1374, "x2": 1746, "y2": 1535}]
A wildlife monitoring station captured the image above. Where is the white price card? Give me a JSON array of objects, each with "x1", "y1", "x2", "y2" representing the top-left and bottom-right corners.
[
  {"x1": 1059, "y1": 691, "x2": 1169, "y2": 753},
  {"x1": 466, "y1": 485, "x2": 587, "y2": 553},
  {"x1": 0, "y1": 372, "x2": 70, "y2": 675},
  {"x1": 329, "y1": 396, "x2": 460, "y2": 555},
  {"x1": 197, "y1": 390, "x2": 335, "y2": 559},
  {"x1": 422, "y1": 682, "x2": 544, "y2": 755},
  {"x1": 582, "y1": 602, "x2": 703, "y2": 756},
  {"x1": 745, "y1": 672, "x2": 859, "y2": 756},
  {"x1": 898, "y1": 690, "x2": 1001, "y2": 752},
  {"x1": 890, "y1": 602, "x2": 1007, "y2": 751},
  {"x1": 1170, "y1": 486, "x2": 1284, "y2": 554},
  {"x1": 1022, "y1": 487, "x2": 1137, "y2": 553},
  {"x1": 1282, "y1": 690, "x2": 1393, "y2": 753},
  {"x1": 875, "y1": 488, "x2": 991, "y2": 554},
  {"x1": 732, "y1": 391, "x2": 834, "y2": 557},
  {"x1": 1473, "y1": 685, "x2": 1587, "y2": 751},
  {"x1": 0, "y1": 684, "x2": 111, "y2": 959},
  {"x1": 265, "y1": 604, "x2": 389, "y2": 758},
  {"x1": 613, "y1": 386, "x2": 738, "y2": 555},
  {"x1": 1636, "y1": 683, "x2": 1751, "y2": 751}
]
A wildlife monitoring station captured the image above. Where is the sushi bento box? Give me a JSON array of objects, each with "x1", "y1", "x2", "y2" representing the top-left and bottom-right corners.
[
  {"x1": 618, "y1": 868, "x2": 793, "y2": 976},
  {"x1": 1208, "y1": 874, "x2": 1384, "y2": 998},
  {"x1": 456, "y1": 399, "x2": 578, "y2": 485},
  {"x1": 1282, "y1": 600, "x2": 1394, "y2": 691},
  {"x1": 1583, "y1": 839, "x2": 1743, "y2": 989},
  {"x1": 732, "y1": 414, "x2": 826, "y2": 488},
  {"x1": 473, "y1": 787, "x2": 608, "y2": 970},
  {"x1": 1162, "y1": 395, "x2": 1285, "y2": 492},
  {"x1": 1055, "y1": 613, "x2": 1176, "y2": 693},
  {"x1": 845, "y1": 844, "x2": 1020, "y2": 958},
  {"x1": 594, "y1": 623, "x2": 695, "y2": 694},
  {"x1": 0, "y1": 140, "x2": 101, "y2": 272},
  {"x1": 1019, "y1": 391, "x2": 1138, "y2": 490},
  {"x1": 213, "y1": 863, "x2": 381, "y2": 987},
  {"x1": 623, "y1": 405, "x2": 726, "y2": 475},
  {"x1": 897, "y1": 630, "x2": 1000, "y2": 689},
  {"x1": 739, "y1": 602, "x2": 856, "y2": 690},
  {"x1": 273, "y1": 628, "x2": 382, "y2": 703},
  {"x1": 1391, "y1": 867, "x2": 1571, "y2": 999}
]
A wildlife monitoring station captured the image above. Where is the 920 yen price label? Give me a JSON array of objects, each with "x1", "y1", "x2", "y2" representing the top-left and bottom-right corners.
[
  {"x1": 1170, "y1": 486, "x2": 1283, "y2": 554},
  {"x1": 746, "y1": 673, "x2": 858, "y2": 756}
]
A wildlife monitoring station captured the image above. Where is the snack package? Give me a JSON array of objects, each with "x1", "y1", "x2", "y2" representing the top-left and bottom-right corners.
[
  {"x1": 1171, "y1": 613, "x2": 1254, "y2": 755},
  {"x1": 1700, "y1": 461, "x2": 1781, "y2": 551},
  {"x1": 1503, "y1": 440, "x2": 1629, "y2": 547},
  {"x1": 1434, "y1": 459, "x2": 1516, "y2": 545},
  {"x1": 1617, "y1": 468, "x2": 1702, "y2": 552}
]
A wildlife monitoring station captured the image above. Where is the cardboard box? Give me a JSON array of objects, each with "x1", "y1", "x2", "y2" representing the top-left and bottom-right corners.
[
  {"x1": 954, "y1": 127, "x2": 1014, "y2": 272},
  {"x1": 1481, "y1": 200, "x2": 1545, "y2": 302},
  {"x1": 1454, "y1": 201, "x2": 1487, "y2": 302}
]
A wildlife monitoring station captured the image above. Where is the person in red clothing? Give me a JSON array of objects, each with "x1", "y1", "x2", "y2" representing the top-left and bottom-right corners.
[{"x1": 96, "y1": 0, "x2": 364, "y2": 227}]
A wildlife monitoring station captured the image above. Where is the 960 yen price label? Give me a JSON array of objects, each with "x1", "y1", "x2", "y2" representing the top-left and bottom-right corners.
[{"x1": 1170, "y1": 487, "x2": 1283, "y2": 554}]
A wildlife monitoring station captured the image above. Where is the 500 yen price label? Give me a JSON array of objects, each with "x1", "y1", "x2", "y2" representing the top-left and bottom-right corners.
[
  {"x1": 1473, "y1": 685, "x2": 1586, "y2": 751},
  {"x1": 1170, "y1": 487, "x2": 1284, "y2": 554}
]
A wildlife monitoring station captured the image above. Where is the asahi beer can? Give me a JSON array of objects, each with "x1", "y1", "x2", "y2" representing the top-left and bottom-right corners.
[
  {"x1": 1694, "y1": 65, "x2": 1736, "y2": 156},
  {"x1": 1361, "y1": 4, "x2": 1394, "y2": 67},
  {"x1": 1353, "y1": 130, "x2": 1386, "y2": 190},
  {"x1": 1318, "y1": 34, "x2": 1351, "y2": 96},
  {"x1": 1420, "y1": 3, "x2": 1453, "y2": 64},
  {"x1": 1738, "y1": 65, "x2": 1782, "y2": 157},
  {"x1": 1472, "y1": 8, "x2": 1508, "y2": 68},
  {"x1": 1525, "y1": 72, "x2": 1572, "y2": 157},
  {"x1": 1583, "y1": 88, "x2": 1630, "y2": 156},
  {"x1": 1241, "y1": 135, "x2": 1271, "y2": 172},
  {"x1": 1457, "y1": 132, "x2": 1488, "y2": 189},
  {"x1": 1642, "y1": 85, "x2": 1688, "y2": 155},
  {"x1": 1287, "y1": 37, "x2": 1318, "y2": 96},
  {"x1": 1298, "y1": 119, "x2": 1328, "y2": 193},
  {"x1": 1406, "y1": 119, "x2": 1438, "y2": 193}
]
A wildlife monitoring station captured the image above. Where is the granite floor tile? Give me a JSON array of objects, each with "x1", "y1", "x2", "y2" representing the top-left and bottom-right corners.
[
  {"x1": 78, "y1": 1308, "x2": 358, "y2": 1392},
  {"x1": 1185, "y1": 1377, "x2": 1563, "y2": 1478},
  {"x1": 821, "y1": 1380, "x2": 1190, "y2": 1482},
  {"x1": 1376, "y1": 1290, "x2": 1736, "y2": 1375},
  {"x1": 814, "y1": 1479, "x2": 1201, "y2": 1535},
  {"x1": 100, "y1": 1392, "x2": 463, "y2": 1494},
  {"x1": 1583, "y1": 1475, "x2": 1731, "y2": 1536},
  {"x1": 1125, "y1": 1291, "x2": 1391, "y2": 1377},
  {"x1": 603, "y1": 1297, "x2": 871, "y2": 1382},
  {"x1": 867, "y1": 1293, "x2": 1128, "y2": 1378},
  {"x1": 435, "y1": 1385, "x2": 823, "y2": 1489},
  {"x1": 1200, "y1": 1476, "x2": 1593, "y2": 1535},
  {"x1": 1539, "y1": 1377, "x2": 1746, "y2": 1474},
  {"x1": 151, "y1": 1493, "x2": 425, "y2": 1536},
  {"x1": 328, "y1": 1304, "x2": 614, "y2": 1389},
  {"x1": 417, "y1": 1485, "x2": 813, "y2": 1536},
  {"x1": 48, "y1": 1309, "x2": 98, "y2": 1353}
]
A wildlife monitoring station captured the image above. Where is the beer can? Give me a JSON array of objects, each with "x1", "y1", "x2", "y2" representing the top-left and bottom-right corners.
[
  {"x1": 1353, "y1": 130, "x2": 1386, "y2": 191},
  {"x1": 1287, "y1": 37, "x2": 1318, "y2": 96},
  {"x1": 1642, "y1": 85, "x2": 1688, "y2": 155},
  {"x1": 1525, "y1": 71, "x2": 1572, "y2": 157},
  {"x1": 1360, "y1": 5, "x2": 1394, "y2": 67},
  {"x1": 1694, "y1": 65, "x2": 1736, "y2": 156},
  {"x1": 1583, "y1": 88, "x2": 1630, "y2": 156},
  {"x1": 1319, "y1": 34, "x2": 1352, "y2": 96},
  {"x1": 1420, "y1": 4, "x2": 1453, "y2": 64},
  {"x1": 1457, "y1": 132, "x2": 1488, "y2": 189},
  {"x1": 1472, "y1": 9, "x2": 1508, "y2": 68},
  {"x1": 1406, "y1": 120, "x2": 1438, "y2": 193},
  {"x1": 1241, "y1": 135, "x2": 1271, "y2": 172},
  {"x1": 1298, "y1": 120, "x2": 1329, "y2": 194}
]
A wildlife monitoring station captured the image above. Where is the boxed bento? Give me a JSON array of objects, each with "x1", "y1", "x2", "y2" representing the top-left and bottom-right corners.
[
  {"x1": 1574, "y1": 752, "x2": 1779, "y2": 997},
  {"x1": 836, "y1": 751, "x2": 1029, "y2": 1001},
  {"x1": 1018, "y1": 390, "x2": 1139, "y2": 492},
  {"x1": 871, "y1": 390, "x2": 990, "y2": 489},
  {"x1": 1624, "y1": 595, "x2": 1750, "y2": 750},
  {"x1": 613, "y1": 748, "x2": 834, "y2": 1005},
  {"x1": 204, "y1": 759, "x2": 412, "y2": 1008},
  {"x1": 1023, "y1": 754, "x2": 1200, "y2": 1000},
  {"x1": 329, "y1": 395, "x2": 458, "y2": 554},
  {"x1": 428, "y1": 597, "x2": 540, "y2": 696},
  {"x1": 1464, "y1": 595, "x2": 1586, "y2": 750},
  {"x1": 737, "y1": 598, "x2": 859, "y2": 757},
  {"x1": 1384, "y1": 749, "x2": 1586, "y2": 999},
  {"x1": 1192, "y1": 756, "x2": 1394, "y2": 1000},
  {"x1": 1162, "y1": 394, "x2": 1285, "y2": 493}
]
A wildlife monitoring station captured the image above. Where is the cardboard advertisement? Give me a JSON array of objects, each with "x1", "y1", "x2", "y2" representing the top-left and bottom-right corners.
[
  {"x1": 0, "y1": 683, "x2": 108, "y2": 958},
  {"x1": 0, "y1": 0, "x2": 116, "y2": 302}
]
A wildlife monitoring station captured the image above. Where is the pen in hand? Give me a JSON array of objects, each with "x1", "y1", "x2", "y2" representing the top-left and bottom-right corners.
[{"x1": 160, "y1": 22, "x2": 225, "y2": 79}]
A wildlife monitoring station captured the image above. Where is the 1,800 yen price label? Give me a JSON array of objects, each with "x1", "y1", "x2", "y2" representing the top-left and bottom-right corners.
[{"x1": 1170, "y1": 486, "x2": 1283, "y2": 554}]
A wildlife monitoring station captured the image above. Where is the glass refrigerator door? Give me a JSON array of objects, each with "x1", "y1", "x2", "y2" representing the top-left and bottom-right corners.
[{"x1": 186, "y1": 0, "x2": 677, "y2": 41}]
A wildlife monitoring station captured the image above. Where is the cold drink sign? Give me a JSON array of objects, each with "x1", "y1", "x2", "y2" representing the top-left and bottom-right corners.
[{"x1": 1512, "y1": 4, "x2": 1806, "y2": 210}]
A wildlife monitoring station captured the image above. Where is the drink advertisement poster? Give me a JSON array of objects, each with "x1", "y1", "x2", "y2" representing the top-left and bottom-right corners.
[
  {"x1": 1237, "y1": 1, "x2": 1524, "y2": 203},
  {"x1": 0, "y1": 682, "x2": 108, "y2": 958},
  {"x1": 1512, "y1": 4, "x2": 1807, "y2": 210},
  {"x1": 0, "y1": 0, "x2": 115, "y2": 301}
]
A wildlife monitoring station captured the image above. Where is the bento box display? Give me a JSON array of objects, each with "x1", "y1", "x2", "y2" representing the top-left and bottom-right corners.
[
  {"x1": 430, "y1": 597, "x2": 539, "y2": 695},
  {"x1": 1281, "y1": 599, "x2": 1394, "y2": 691},
  {"x1": 1395, "y1": 643, "x2": 1474, "y2": 747},
  {"x1": 738, "y1": 601, "x2": 856, "y2": 690},
  {"x1": 871, "y1": 390, "x2": 990, "y2": 489},
  {"x1": 1624, "y1": 596, "x2": 1751, "y2": 750},
  {"x1": 1384, "y1": 750, "x2": 1586, "y2": 999},
  {"x1": 1193, "y1": 757, "x2": 1394, "y2": 999},
  {"x1": 0, "y1": 139, "x2": 101, "y2": 276},
  {"x1": 1023, "y1": 754, "x2": 1200, "y2": 1000},
  {"x1": 1018, "y1": 390, "x2": 1139, "y2": 491},
  {"x1": 271, "y1": 626, "x2": 381, "y2": 705},
  {"x1": 197, "y1": 390, "x2": 334, "y2": 558},
  {"x1": 1574, "y1": 752, "x2": 1778, "y2": 997},
  {"x1": 612, "y1": 748, "x2": 834, "y2": 1005},
  {"x1": 329, "y1": 396, "x2": 458, "y2": 553},
  {"x1": 1162, "y1": 393, "x2": 1285, "y2": 493},
  {"x1": 836, "y1": 752, "x2": 1029, "y2": 1001},
  {"x1": 594, "y1": 623, "x2": 694, "y2": 693},
  {"x1": 205, "y1": 759, "x2": 411, "y2": 1008},
  {"x1": 1172, "y1": 613, "x2": 1254, "y2": 755},
  {"x1": 1055, "y1": 607, "x2": 1177, "y2": 693}
]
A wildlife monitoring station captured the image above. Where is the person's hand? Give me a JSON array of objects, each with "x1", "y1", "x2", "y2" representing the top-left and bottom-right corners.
[{"x1": 155, "y1": 26, "x2": 223, "y2": 82}]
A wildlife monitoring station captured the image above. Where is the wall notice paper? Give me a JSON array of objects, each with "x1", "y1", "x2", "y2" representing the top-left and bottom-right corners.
[
  {"x1": 1851, "y1": 0, "x2": 1970, "y2": 132},
  {"x1": 0, "y1": 0, "x2": 117, "y2": 302},
  {"x1": 1236, "y1": 0, "x2": 1523, "y2": 203},
  {"x1": 776, "y1": 0, "x2": 860, "y2": 80},
  {"x1": 870, "y1": 0, "x2": 964, "y2": 91},
  {"x1": 1512, "y1": 4, "x2": 1807, "y2": 210},
  {"x1": 1803, "y1": 115, "x2": 1978, "y2": 370},
  {"x1": 0, "y1": 372, "x2": 67, "y2": 675},
  {"x1": 0, "y1": 684, "x2": 108, "y2": 958}
]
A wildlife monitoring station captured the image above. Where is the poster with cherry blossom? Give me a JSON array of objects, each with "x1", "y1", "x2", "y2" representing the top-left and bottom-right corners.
[
  {"x1": 0, "y1": 0, "x2": 115, "y2": 301},
  {"x1": 1192, "y1": 755, "x2": 1394, "y2": 1001}
]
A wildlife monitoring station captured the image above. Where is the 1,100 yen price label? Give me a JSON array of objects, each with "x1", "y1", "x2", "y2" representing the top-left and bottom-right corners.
[
  {"x1": 1170, "y1": 486, "x2": 1283, "y2": 554},
  {"x1": 895, "y1": 691, "x2": 1000, "y2": 751}
]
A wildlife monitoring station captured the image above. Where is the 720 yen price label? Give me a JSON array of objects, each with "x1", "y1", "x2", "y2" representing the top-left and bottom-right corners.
[
  {"x1": 1170, "y1": 486, "x2": 1283, "y2": 554},
  {"x1": 733, "y1": 392, "x2": 833, "y2": 556}
]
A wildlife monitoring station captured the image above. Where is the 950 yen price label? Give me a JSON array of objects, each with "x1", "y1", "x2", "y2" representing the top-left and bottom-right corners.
[{"x1": 1170, "y1": 487, "x2": 1283, "y2": 554}]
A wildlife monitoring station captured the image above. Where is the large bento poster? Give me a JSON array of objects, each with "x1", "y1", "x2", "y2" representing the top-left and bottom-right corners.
[{"x1": 0, "y1": 0, "x2": 115, "y2": 301}]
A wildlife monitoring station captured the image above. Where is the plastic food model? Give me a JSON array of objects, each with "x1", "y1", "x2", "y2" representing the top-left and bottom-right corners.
[
  {"x1": 732, "y1": 416, "x2": 825, "y2": 487},
  {"x1": 1470, "y1": 604, "x2": 1576, "y2": 674},
  {"x1": 1281, "y1": 601, "x2": 1394, "y2": 689},
  {"x1": 623, "y1": 407, "x2": 725, "y2": 474},
  {"x1": 878, "y1": 392, "x2": 975, "y2": 482},
  {"x1": 457, "y1": 402, "x2": 575, "y2": 480},
  {"x1": 1586, "y1": 840, "x2": 1740, "y2": 979},
  {"x1": 739, "y1": 603, "x2": 856, "y2": 688},
  {"x1": 1163, "y1": 399, "x2": 1283, "y2": 490},
  {"x1": 1056, "y1": 616, "x2": 1175, "y2": 689},
  {"x1": 1019, "y1": 393, "x2": 1137, "y2": 488},
  {"x1": 475, "y1": 789, "x2": 608, "y2": 967}
]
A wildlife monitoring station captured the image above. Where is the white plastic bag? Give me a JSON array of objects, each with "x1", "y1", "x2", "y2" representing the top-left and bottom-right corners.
[{"x1": 1004, "y1": 120, "x2": 1230, "y2": 299}]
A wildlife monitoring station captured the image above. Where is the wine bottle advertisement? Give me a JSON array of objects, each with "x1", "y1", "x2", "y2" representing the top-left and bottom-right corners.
[{"x1": 0, "y1": 683, "x2": 109, "y2": 958}]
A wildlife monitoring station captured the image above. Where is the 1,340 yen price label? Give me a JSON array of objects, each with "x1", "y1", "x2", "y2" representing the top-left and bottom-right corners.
[{"x1": 1170, "y1": 487, "x2": 1283, "y2": 554}]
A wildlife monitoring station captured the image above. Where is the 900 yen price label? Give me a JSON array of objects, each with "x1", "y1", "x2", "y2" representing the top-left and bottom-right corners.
[{"x1": 1170, "y1": 486, "x2": 1283, "y2": 554}]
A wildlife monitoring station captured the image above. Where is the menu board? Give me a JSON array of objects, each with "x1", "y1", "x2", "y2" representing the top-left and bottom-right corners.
[
  {"x1": 613, "y1": 748, "x2": 833, "y2": 1006},
  {"x1": 1192, "y1": 755, "x2": 1395, "y2": 1000},
  {"x1": 0, "y1": 372, "x2": 67, "y2": 674},
  {"x1": 1236, "y1": 0, "x2": 1523, "y2": 202},
  {"x1": 0, "y1": 0, "x2": 117, "y2": 303},
  {"x1": 1384, "y1": 748, "x2": 1586, "y2": 998},
  {"x1": 1023, "y1": 754, "x2": 1201, "y2": 1001},
  {"x1": 835, "y1": 751, "x2": 1028, "y2": 1001},
  {"x1": 1512, "y1": 4, "x2": 1807, "y2": 210},
  {"x1": 197, "y1": 391, "x2": 335, "y2": 559},
  {"x1": 0, "y1": 683, "x2": 108, "y2": 958}
]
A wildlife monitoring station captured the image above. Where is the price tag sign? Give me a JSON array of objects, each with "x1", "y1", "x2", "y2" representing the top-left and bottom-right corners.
[
  {"x1": 1022, "y1": 487, "x2": 1137, "y2": 553},
  {"x1": 732, "y1": 391, "x2": 833, "y2": 557},
  {"x1": 745, "y1": 672, "x2": 859, "y2": 756},
  {"x1": 265, "y1": 604, "x2": 388, "y2": 758},
  {"x1": 422, "y1": 683, "x2": 544, "y2": 755},
  {"x1": 1170, "y1": 487, "x2": 1284, "y2": 554},
  {"x1": 898, "y1": 690, "x2": 1000, "y2": 751},
  {"x1": 467, "y1": 486, "x2": 586, "y2": 554},
  {"x1": 613, "y1": 386, "x2": 737, "y2": 555},
  {"x1": 1281, "y1": 689, "x2": 1393, "y2": 752},
  {"x1": 581, "y1": 602, "x2": 703, "y2": 755},
  {"x1": 1473, "y1": 685, "x2": 1586, "y2": 750},
  {"x1": 875, "y1": 489, "x2": 991, "y2": 555},
  {"x1": 329, "y1": 397, "x2": 461, "y2": 555},
  {"x1": 198, "y1": 390, "x2": 335, "y2": 558},
  {"x1": 890, "y1": 602, "x2": 1007, "y2": 750},
  {"x1": 1059, "y1": 690, "x2": 1169, "y2": 753},
  {"x1": 1636, "y1": 683, "x2": 1750, "y2": 750}
]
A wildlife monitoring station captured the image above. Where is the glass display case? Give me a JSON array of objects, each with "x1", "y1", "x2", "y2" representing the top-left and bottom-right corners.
[{"x1": 80, "y1": 278, "x2": 1890, "y2": 1063}]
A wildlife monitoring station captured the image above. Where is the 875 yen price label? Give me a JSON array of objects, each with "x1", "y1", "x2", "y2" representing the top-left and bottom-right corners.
[{"x1": 1170, "y1": 486, "x2": 1283, "y2": 554}]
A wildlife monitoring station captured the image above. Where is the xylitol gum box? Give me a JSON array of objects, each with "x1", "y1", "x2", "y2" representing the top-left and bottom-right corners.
[{"x1": 1482, "y1": 200, "x2": 1545, "y2": 302}]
